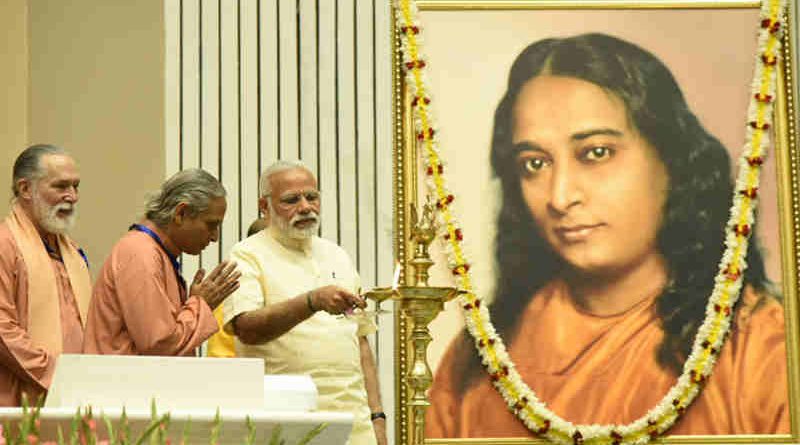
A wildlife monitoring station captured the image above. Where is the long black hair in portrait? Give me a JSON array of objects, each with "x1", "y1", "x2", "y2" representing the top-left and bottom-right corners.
[{"x1": 450, "y1": 32, "x2": 770, "y2": 395}]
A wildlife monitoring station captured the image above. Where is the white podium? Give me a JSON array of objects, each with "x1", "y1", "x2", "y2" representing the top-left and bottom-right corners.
[
  {"x1": 20, "y1": 354, "x2": 353, "y2": 444},
  {"x1": 46, "y1": 354, "x2": 266, "y2": 411}
]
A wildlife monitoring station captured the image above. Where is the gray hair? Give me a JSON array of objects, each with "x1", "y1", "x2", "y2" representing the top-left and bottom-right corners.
[
  {"x1": 12, "y1": 144, "x2": 67, "y2": 197},
  {"x1": 259, "y1": 160, "x2": 315, "y2": 197},
  {"x1": 145, "y1": 169, "x2": 227, "y2": 227}
]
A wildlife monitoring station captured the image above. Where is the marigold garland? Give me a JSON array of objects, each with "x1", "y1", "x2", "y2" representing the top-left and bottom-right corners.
[{"x1": 394, "y1": 0, "x2": 787, "y2": 443}]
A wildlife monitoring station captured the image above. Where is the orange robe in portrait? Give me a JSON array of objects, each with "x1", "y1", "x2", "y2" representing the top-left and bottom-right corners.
[
  {"x1": 426, "y1": 280, "x2": 788, "y2": 437},
  {"x1": 0, "y1": 223, "x2": 86, "y2": 406},
  {"x1": 83, "y1": 227, "x2": 218, "y2": 356}
]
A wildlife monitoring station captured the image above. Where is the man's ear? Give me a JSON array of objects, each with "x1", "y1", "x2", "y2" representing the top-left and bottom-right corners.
[
  {"x1": 16, "y1": 178, "x2": 34, "y2": 200},
  {"x1": 173, "y1": 202, "x2": 190, "y2": 225},
  {"x1": 258, "y1": 197, "x2": 270, "y2": 216}
]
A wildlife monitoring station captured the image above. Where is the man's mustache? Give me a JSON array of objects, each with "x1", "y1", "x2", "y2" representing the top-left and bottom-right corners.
[{"x1": 291, "y1": 212, "x2": 319, "y2": 224}]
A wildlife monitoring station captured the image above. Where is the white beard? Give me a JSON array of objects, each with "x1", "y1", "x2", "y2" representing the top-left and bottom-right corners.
[
  {"x1": 32, "y1": 189, "x2": 77, "y2": 235},
  {"x1": 269, "y1": 205, "x2": 319, "y2": 240}
]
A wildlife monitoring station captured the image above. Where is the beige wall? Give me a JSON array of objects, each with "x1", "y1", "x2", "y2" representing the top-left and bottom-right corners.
[
  {"x1": 27, "y1": 0, "x2": 165, "y2": 272},
  {"x1": 0, "y1": 0, "x2": 29, "y2": 207}
]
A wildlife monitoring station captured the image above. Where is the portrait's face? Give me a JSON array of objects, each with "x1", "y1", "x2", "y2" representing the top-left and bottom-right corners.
[
  {"x1": 173, "y1": 196, "x2": 226, "y2": 255},
  {"x1": 264, "y1": 168, "x2": 321, "y2": 240},
  {"x1": 512, "y1": 75, "x2": 669, "y2": 276},
  {"x1": 30, "y1": 154, "x2": 81, "y2": 235}
]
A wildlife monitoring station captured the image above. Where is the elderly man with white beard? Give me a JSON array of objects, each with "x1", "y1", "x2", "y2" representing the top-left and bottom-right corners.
[
  {"x1": 222, "y1": 160, "x2": 387, "y2": 445},
  {"x1": 0, "y1": 144, "x2": 91, "y2": 406}
]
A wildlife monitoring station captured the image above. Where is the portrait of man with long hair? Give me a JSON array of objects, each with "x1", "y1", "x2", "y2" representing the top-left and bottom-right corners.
[{"x1": 414, "y1": 7, "x2": 790, "y2": 440}]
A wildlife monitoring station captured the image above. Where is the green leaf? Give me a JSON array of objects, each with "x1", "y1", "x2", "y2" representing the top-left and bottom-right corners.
[
  {"x1": 103, "y1": 414, "x2": 116, "y2": 445},
  {"x1": 83, "y1": 405, "x2": 96, "y2": 445},
  {"x1": 69, "y1": 407, "x2": 81, "y2": 445},
  {"x1": 244, "y1": 416, "x2": 255, "y2": 445},
  {"x1": 180, "y1": 416, "x2": 191, "y2": 445},
  {"x1": 29, "y1": 397, "x2": 43, "y2": 438},
  {"x1": 154, "y1": 413, "x2": 170, "y2": 445},
  {"x1": 267, "y1": 424, "x2": 283, "y2": 445},
  {"x1": 3, "y1": 420, "x2": 12, "y2": 445},
  {"x1": 120, "y1": 407, "x2": 130, "y2": 444},
  {"x1": 295, "y1": 423, "x2": 328, "y2": 445},
  {"x1": 19, "y1": 393, "x2": 31, "y2": 439},
  {"x1": 133, "y1": 414, "x2": 169, "y2": 445},
  {"x1": 209, "y1": 409, "x2": 221, "y2": 445}
]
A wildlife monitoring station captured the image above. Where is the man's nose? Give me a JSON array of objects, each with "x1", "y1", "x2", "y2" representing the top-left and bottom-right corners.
[
  {"x1": 63, "y1": 186, "x2": 78, "y2": 204},
  {"x1": 547, "y1": 163, "x2": 583, "y2": 215},
  {"x1": 297, "y1": 196, "x2": 313, "y2": 213},
  {"x1": 209, "y1": 227, "x2": 220, "y2": 242}
]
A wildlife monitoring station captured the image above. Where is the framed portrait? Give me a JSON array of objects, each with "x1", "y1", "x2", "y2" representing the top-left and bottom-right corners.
[{"x1": 391, "y1": 1, "x2": 800, "y2": 444}]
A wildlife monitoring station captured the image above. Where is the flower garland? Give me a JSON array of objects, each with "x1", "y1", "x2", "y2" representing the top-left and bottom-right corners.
[{"x1": 394, "y1": 0, "x2": 787, "y2": 443}]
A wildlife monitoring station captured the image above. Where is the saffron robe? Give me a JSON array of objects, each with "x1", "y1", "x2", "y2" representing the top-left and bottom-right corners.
[
  {"x1": 83, "y1": 226, "x2": 217, "y2": 355},
  {"x1": 426, "y1": 280, "x2": 788, "y2": 437},
  {"x1": 0, "y1": 223, "x2": 86, "y2": 406}
]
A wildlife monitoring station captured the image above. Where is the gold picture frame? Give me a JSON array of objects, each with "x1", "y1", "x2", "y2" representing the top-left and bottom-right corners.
[{"x1": 391, "y1": 1, "x2": 800, "y2": 444}]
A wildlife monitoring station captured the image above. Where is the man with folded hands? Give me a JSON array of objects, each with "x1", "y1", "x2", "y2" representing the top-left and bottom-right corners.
[{"x1": 84, "y1": 169, "x2": 240, "y2": 356}]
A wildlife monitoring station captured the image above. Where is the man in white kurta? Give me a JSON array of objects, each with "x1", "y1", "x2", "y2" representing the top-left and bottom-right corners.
[{"x1": 222, "y1": 161, "x2": 386, "y2": 445}]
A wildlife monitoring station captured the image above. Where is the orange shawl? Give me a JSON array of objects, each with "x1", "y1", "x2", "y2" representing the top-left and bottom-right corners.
[
  {"x1": 427, "y1": 279, "x2": 788, "y2": 437},
  {"x1": 5, "y1": 202, "x2": 91, "y2": 355}
]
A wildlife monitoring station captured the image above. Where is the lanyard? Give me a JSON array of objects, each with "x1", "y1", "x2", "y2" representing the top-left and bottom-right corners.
[
  {"x1": 42, "y1": 239, "x2": 89, "y2": 268},
  {"x1": 129, "y1": 224, "x2": 187, "y2": 298}
]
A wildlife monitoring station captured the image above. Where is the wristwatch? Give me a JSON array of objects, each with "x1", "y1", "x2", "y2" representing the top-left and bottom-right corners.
[{"x1": 370, "y1": 411, "x2": 387, "y2": 421}]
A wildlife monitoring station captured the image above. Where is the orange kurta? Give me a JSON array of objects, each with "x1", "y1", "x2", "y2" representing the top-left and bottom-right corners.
[
  {"x1": 83, "y1": 227, "x2": 217, "y2": 356},
  {"x1": 0, "y1": 223, "x2": 85, "y2": 406},
  {"x1": 427, "y1": 280, "x2": 788, "y2": 438}
]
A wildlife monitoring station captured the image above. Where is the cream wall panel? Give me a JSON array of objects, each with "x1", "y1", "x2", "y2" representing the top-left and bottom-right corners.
[
  {"x1": 240, "y1": 0, "x2": 260, "y2": 232},
  {"x1": 259, "y1": 0, "x2": 280, "y2": 175},
  {"x1": 278, "y1": 0, "x2": 299, "y2": 161},
  {"x1": 337, "y1": 0, "x2": 359, "y2": 262},
  {"x1": 200, "y1": 0, "x2": 220, "y2": 181},
  {"x1": 180, "y1": 0, "x2": 201, "y2": 275},
  {"x1": 220, "y1": 0, "x2": 240, "y2": 261},
  {"x1": 356, "y1": 0, "x2": 378, "y2": 288},
  {"x1": 180, "y1": 0, "x2": 201, "y2": 171},
  {"x1": 200, "y1": 0, "x2": 221, "y2": 270},
  {"x1": 165, "y1": 2, "x2": 396, "y2": 441},
  {"x1": 165, "y1": 0, "x2": 181, "y2": 179},
  {"x1": 317, "y1": 0, "x2": 341, "y2": 243},
  {"x1": 299, "y1": 0, "x2": 319, "y2": 173}
]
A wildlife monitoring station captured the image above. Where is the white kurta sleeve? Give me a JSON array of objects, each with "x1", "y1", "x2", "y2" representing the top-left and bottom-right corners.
[{"x1": 222, "y1": 245, "x2": 265, "y2": 334}]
